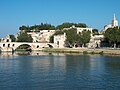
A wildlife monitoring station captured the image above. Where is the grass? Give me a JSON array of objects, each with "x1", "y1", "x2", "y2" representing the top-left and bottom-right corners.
[
  {"x1": 99, "y1": 51, "x2": 104, "y2": 55},
  {"x1": 42, "y1": 48, "x2": 120, "y2": 55},
  {"x1": 83, "y1": 51, "x2": 88, "y2": 54}
]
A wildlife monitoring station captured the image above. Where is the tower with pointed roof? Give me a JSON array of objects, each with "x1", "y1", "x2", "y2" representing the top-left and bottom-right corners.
[
  {"x1": 104, "y1": 14, "x2": 119, "y2": 31},
  {"x1": 112, "y1": 14, "x2": 118, "y2": 27}
]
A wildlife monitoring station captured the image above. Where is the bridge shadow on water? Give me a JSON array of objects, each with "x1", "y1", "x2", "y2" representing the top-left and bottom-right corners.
[{"x1": 0, "y1": 51, "x2": 86, "y2": 58}]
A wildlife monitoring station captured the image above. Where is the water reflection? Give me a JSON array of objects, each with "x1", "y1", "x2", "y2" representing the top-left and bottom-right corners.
[
  {"x1": 0, "y1": 52, "x2": 120, "y2": 89},
  {"x1": 0, "y1": 51, "x2": 49, "y2": 57},
  {"x1": 0, "y1": 52, "x2": 15, "y2": 58},
  {"x1": 0, "y1": 51, "x2": 83, "y2": 57}
]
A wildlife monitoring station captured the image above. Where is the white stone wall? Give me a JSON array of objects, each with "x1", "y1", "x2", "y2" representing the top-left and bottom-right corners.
[
  {"x1": 63, "y1": 26, "x2": 93, "y2": 34},
  {"x1": 88, "y1": 35, "x2": 104, "y2": 48},
  {"x1": 76, "y1": 27, "x2": 93, "y2": 34},
  {"x1": 54, "y1": 33, "x2": 66, "y2": 48},
  {"x1": 27, "y1": 30, "x2": 55, "y2": 43}
]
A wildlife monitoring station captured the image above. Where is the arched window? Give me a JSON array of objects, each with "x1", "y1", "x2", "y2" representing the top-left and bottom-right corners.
[
  {"x1": 12, "y1": 44, "x2": 15, "y2": 47},
  {"x1": 8, "y1": 44, "x2": 10, "y2": 47},
  {"x1": 6, "y1": 39, "x2": 9, "y2": 42},
  {"x1": 3, "y1": 44, "x2": 5, "y2": 47}
]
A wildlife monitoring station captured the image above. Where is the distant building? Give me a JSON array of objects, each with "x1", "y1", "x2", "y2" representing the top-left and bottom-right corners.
[
  {"x1": 54, "y1": 33, "x2": 66, "y2": 48},
  {"x1": 88, "y1": 35, "x2": 104, "y2": 48},
  {"x1": 76, "y1": 27, "x2": 93, "y2": 34},
  {"x1": 104, "y1": 14, "x2": 119, "y2": 31},
  {"x1": 63, "y1": 25, "x2": 93, "y2": 34}
]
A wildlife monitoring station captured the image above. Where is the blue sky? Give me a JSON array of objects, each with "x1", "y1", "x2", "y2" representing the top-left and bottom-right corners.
[{"x1": 0, "y1": 0, "x2": 120, "y2": 38}]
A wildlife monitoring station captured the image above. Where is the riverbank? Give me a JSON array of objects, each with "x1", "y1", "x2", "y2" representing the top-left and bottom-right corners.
[{"x1": 42, "y1": 48, "x2": 120, "y2": 55}]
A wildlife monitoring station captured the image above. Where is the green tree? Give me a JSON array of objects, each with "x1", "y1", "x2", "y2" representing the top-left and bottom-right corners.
[
  {"x1": 49, "y1": 35, "x2": 54, "y2": 43},
  {"x1": 16, "y1": 31, "x2": 33, "y2": 42},
  {"x1": 77, "y1": 30, "x2": 91, "y2": 47},
  {"x1": 75, "y1": 23, "x2": 87, "y2": 28},
  {"x1": 65, "y1": 28, "x2": 78, "y2": 46},
  {"x1": 9, "y1": 34, "x2": 16, "y2": 42},
  {"x1": 81, "y1": 30, "x2": 91, "y2": 47},
  {"x1": 19, "y1": 23, "x2": 56, "y2": 32},
  {"x1": 56, "y1": 22, "x2": 87, "y2": 30},
  {"x1": 92, "y1": 29, "x2": 99, "y2": 36},
  {"x1": 104, "y1": 27, "x2": 120, "y2": 48},
  {"x1": 19, "y1": 25, "x2": 30, "y2": 31}
]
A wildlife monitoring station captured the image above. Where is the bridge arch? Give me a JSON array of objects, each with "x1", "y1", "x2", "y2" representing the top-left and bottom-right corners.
[
  {"x1": 47, "y1": 44, "x2": 53, "y2": 48},
  {"x1": 15, "y1": 44, "x2": 32, "y2": 51}
]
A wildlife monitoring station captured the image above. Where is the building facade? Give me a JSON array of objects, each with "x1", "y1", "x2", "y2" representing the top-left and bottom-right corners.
[
  {"x1": 63, "y1": 25, "x2": 93, "y2": 34},
  {"x1": 88, "y1": 35, "x2": 104, "y2": 48},
  {"x1": 54, "y1": 33, "x2": 66, "y2": 48}
]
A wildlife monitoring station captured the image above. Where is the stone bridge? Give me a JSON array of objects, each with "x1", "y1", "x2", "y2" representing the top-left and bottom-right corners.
[{"x1": 0, "y1": 42, "x2": 55, "y2": 51}]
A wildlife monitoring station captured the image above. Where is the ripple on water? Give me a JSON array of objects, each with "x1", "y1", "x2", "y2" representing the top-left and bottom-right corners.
[{"x1": 0, "y1": 54, "x2": 120, "y2": 90}]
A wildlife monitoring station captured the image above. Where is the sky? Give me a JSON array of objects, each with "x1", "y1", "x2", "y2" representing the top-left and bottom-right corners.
[{"x1": 0, "y1": 0, "x2": 120, "y2": 38}]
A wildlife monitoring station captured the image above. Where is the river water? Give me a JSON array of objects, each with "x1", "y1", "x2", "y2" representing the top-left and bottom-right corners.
[{"x1": 0, "y1": 52, "x2": 120, "y2": 90}]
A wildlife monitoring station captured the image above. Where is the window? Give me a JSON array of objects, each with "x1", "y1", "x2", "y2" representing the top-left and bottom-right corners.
[
  {"x1": 57, "y1": 41, "x2": 59, "y2": 45},
  {"x1": 37, "y1": 45, "x2": 39, "y2": 48},
  {"x1": 3, "y1": 44, "x2": 5, "y2": 47},
  {"x1": 6, "y1": 39, "x2": 9, "y2": 42},
  {"x1": 12, "y1": 44, "x2": 15, "y2": 47},
  {"x1": 8, "y1": 44, "x2": 10, "y2": 47}
]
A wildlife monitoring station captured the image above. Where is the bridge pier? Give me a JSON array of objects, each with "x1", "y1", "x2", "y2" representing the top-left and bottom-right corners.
[{"x1": 1, "y1": 47, "x2": 13, "y2": 52}]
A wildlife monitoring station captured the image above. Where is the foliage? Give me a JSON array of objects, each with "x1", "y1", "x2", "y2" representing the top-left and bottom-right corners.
[
  {"x1": 65, "y1": 28, "x2": 78, "y2": 45},
  {"x1": 19, "y1": 23, "x2": 56, "y2": 31},
  {"x1": 104, "y1": 27, "x2": 120, "y2": 48},
  {"x1": 19, "y1": 25, "x2": 30, "y2": 31},
  {"x1": 54, "y1": 30, "x2": 64, "y2": 35},
  {"x1": 90, "y1": 51, "x2": 95, "y2": 54},
  {"x1": 82, "y1": 30, "x2": 91, "y2": 44},
  {"x1": 65, "y1": 29, "x2": 91, "y2": 47},
  {"x1": 19, "y1": 22, "x2": 88, "y2": 32},
  {"x1": 49, "y1": 35, "x2": 54, "y2": 43},
  {"x1": 16, "y1": 31, "x2": 33, "y2": 42},
  {"x1": 80, "y1": 30, "x2": 91, "y2": 47},
  {"x1": 56, "y1": 22, "x2": 87, "y2": 30},
  {"x1": 92, "y1": 29, "x2": 99, "y2": 35},
  {"x1": 9, "y1": 34, "x2": 16, "y2": 42}
]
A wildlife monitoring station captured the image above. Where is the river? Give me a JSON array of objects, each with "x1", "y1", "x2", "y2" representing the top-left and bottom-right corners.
[{"x1": 0, "y1": 51, "x2": 120, "y2": 90}]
